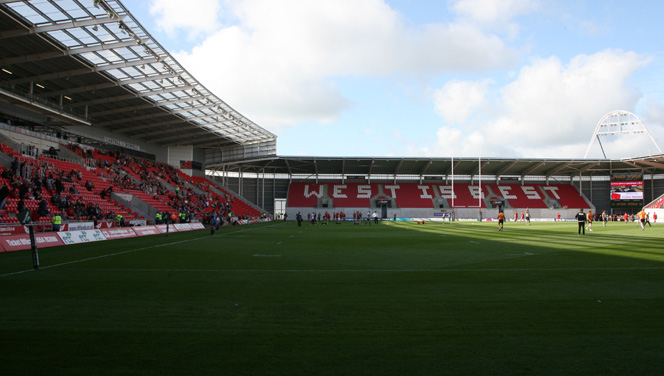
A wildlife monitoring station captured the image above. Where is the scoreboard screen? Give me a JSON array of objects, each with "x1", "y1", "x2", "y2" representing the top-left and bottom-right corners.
[{"x1": 610, "y1": 172, "x2": 643, "y2": 208}]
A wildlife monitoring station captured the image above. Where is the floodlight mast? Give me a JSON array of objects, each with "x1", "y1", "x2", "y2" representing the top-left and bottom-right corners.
[{"x1": 584, "y1": 110, "x2": 663, "y2": 159}]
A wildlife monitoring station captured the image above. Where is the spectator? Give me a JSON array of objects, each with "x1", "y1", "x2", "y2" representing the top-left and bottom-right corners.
[
  {"x1": 11, "y1": 157, "x2": 19, "y2": 175},
  {"x1": 0, "y1": 184, "x2": 9, "y2": 210},
  {"x1": 45, "y1": 174, "x2": 54, "y2": 191},
  {"x1": 37, "y1": 199, "x2": 49, "y2": 217},
  {"x1": 54, "y1": 178, "x2": 64, "y2": 194},
  {"x1": 51, "y1": 211, "x2": 62, "y2": 231}
]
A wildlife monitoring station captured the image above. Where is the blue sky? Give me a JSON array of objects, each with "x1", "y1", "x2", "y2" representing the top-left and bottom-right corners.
[{"x1": 121, "y1": 0, "x2": 664, "y2": 159}]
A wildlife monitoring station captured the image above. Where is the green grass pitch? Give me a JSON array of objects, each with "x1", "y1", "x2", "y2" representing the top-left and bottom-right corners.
[{"x1": 1, "y1": 220, "x2": 663, "y2": 375}]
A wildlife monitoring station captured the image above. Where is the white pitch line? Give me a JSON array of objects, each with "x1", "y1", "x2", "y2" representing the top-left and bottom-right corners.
[
  {"x1": 0, "y1": 225, "x2": 271, "y2": 278},
  {"x1": 0, "y1": 237, "x2": 207, "y2": 278},
  {"x1": 53, "y1": 266, "x2": 664, "y2": 273},
  {"x1": 508, "y1": 252, "x2": 535, "y2": 256}
]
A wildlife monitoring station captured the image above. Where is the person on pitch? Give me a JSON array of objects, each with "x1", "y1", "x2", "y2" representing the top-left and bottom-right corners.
[
  {"x1": 576, "y1": 208, "x2": 586, "y2": 235},
  {"x1": 497, "y1": 211, "x2": 505, "y2": 231},
  {"x1": 602, "y1": 210, "x2": 608, "y2": 227},
  {"x1": 638, "y1": 210, "x2": 647, "y2": 230}
]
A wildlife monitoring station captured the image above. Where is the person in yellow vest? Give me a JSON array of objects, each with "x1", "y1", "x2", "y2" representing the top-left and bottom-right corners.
[
  {"x1": 155, "y1": 211, "x2": 162, "y2": 225},
  {"x1": 51, "y1": 212, "x2": 62, "y2": 232},
  {"x1": 115, "y1": 213, "x2": 123, "y2": 228},
  {"x1": 179, "y1": 212, "x2": 186, "y2": 223}
]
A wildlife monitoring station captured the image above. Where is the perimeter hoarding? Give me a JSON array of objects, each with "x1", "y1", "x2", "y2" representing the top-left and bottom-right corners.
[
  {"x1": 0, "y1": 223, "x2": 207, "y2": 252},
  {"x1": 610, "y1": 172, "x2": 644, "y2": 208},
  {"x1": 100, "y1": 227, "x2": 138, "y2": 240},
  {"x1": 0, "y1": 233, "x2": 64, "y2": 252},
  {"x1": 57, "y1": 230, "x2": 107, "y2": 245}
]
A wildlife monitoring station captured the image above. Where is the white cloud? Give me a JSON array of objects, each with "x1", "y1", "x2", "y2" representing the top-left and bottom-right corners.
[
  {"x1": 642, "y1": 98, "x2": 664, "y2": 127},
  {"x1": 158, "y1": 0, "x2": 517, "y2": 131},
  {"x1": 149, "y1": 0, "x2": 221, "y2": 39},
  {"x1": 432, "y1": 49, "x2": 652, "y2": 158},
  {"x1": 638, "y1": 98, "x2": 664, "y2": 154},
  {"x1": 452, "y1": 0, "x2": 540, "y2": 35},
  {"x1": 433, "y1": 80, "x2": 491, "y2": 124},
  {"x1": 435, "y1": 126, "x2": 488, "y2": 156}
]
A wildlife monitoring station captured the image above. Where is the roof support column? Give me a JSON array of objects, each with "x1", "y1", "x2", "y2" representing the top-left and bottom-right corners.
[
  {"x1": 239, "y1": 167, "x2": 243, "y2": 198},
  {"x1": 341, "y1": 159, "x2": 345, "y2": 184}
]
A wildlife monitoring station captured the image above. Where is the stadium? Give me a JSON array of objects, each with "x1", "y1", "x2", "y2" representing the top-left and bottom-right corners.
[{"x1": 1, "y1": 1, "x2": 664, "y2": 375}]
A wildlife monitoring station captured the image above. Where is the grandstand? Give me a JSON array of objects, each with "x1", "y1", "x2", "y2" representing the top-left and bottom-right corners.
[
  {"x1": 2, "y1": 0, "x2": 664, "y2": 232},
  {"x1": 4, "y1": 2, "x2": 664, "y2": 375}
]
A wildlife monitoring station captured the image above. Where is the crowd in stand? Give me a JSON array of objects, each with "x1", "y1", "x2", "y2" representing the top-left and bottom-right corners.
[
  {"x1": 0, "y1": 155, "x2": 112, "y2": 223},
  {"x1": 0, "y1": 140, "x2": 264, "y2": 228},
  {"x1": 65, "y1": 143, "x2": 261, "y2": 224}
]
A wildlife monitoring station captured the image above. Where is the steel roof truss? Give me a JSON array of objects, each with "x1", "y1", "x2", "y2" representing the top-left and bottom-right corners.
[
  {"x1": 0, "y1": 14, "x2": 126, "y2": 39},
  {"x1": 145, "y1": 127, "x2": 211, "y2": 142},
  {"x1": 420, "y1": 160, "x2": 432, "y2": 176},
  {"x1": 187, "y1": 137, "x2": 245, "y2": 148},
  {"x1": 95, "y1": 110, "x2": 172, "y2": 127},
  {"x1": 92, "y1": 95, "x2": 203, "y2": 116},
  {"x1": 1, "y1": 39, "x2": 137, "y2": 66},
  {"x1": 544, "y1": 162, "x2": 573, "y2": 177},
  {"x1": 120, "y1": 118, "x2": 185, "y2": 132},
  {"x1": 521, "y1": 162, "x2": 546, "y2": 177},
  {"x1": 69, "y1": 85, "x2": 193, "y2": 108},
  {"x1": 496, "y1": 161, "x2": 518, "y2": 177},
  {"x1": 183, "y1": 138, "x2": 238, "y2": 148}
]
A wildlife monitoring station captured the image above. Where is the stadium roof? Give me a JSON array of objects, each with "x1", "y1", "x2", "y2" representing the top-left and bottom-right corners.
[
  {"x1": 212, "y1": 154, "x2": 664, "y2": 179},
  {"x1": 0, "y1": 0, "x2": 275, "y2": 149}
]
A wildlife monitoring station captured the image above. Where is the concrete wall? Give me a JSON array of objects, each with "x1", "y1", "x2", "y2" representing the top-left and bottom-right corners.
[
  {"x1": 167, "y1": 145, "x2": 192, "y2": 172},
  {"x1": 0, "y1": 101, "x2": 49, "y2": 125},
  {"x1": 66, "y1": 125, "x2": 169, "y2": 162},
  {"x1": 0, "y1": 129, "x2": 60, "y2": 155},
  {"x1": 192, "y1": 147, "x2": 206, "y2": 178}
]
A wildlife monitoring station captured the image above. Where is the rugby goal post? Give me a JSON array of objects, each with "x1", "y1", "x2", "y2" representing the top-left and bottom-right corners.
[
  {"x1": 16, "y1": 207, "x2": 40, "y2": 269},
  {"x1": 450, "y1": 156, "x2": 485, "y2": 221}
]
